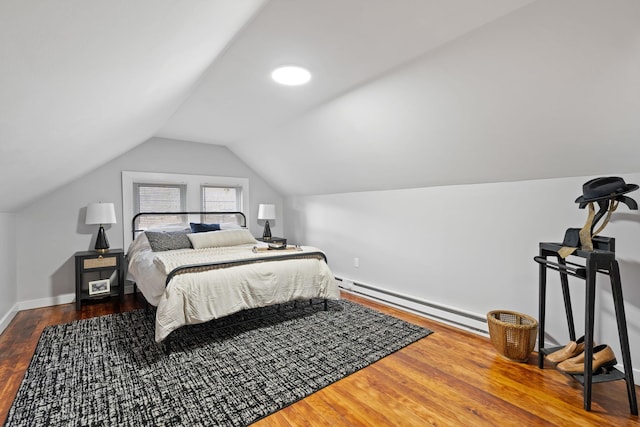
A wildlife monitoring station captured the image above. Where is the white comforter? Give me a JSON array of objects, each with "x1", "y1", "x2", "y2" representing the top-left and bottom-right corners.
[{"x1": 127, "y1": 238, "x2": 339, "y2": 342}]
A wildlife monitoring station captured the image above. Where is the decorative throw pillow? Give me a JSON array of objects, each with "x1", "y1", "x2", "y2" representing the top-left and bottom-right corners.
[
  {"x1": 145, "y1": 230, "x2": 192, "y2": 252},
  {"x1": 187, "y1": 229, "x2": 257, "y2": 249},
  {"x1": 190, "y1": 222, "x2": 221, "y2": 233}
]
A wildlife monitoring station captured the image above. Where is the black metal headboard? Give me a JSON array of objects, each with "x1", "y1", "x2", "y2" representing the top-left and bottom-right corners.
[{"x1": 132, "y1": 211, "x2": 247, "y2": 239}]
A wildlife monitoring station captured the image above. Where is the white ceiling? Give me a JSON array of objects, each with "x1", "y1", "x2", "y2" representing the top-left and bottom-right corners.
[
  {"x1": 2, "y1": 0, "x2": 640, "y2": 211},
  {"x1": 158, "y1": 0, "x2": 535, "y2": 143},
  {"x1": 0, "y1": 0, "x2": 266, "y2": 211},
  {"x1": 225, "y1": 0, "x2": 640, "y2": 197}
]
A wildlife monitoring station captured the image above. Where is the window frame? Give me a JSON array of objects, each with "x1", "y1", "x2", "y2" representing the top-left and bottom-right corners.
[{"x1": 122, "y1": 171, "x2": 249, "y2": 250}]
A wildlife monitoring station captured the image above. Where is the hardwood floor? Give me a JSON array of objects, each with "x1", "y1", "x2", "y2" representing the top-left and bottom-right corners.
[{"x1": 1, "y1": 292, "x2": 638, "y2": 426}]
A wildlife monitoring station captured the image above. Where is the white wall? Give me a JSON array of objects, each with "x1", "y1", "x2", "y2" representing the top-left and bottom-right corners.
[
  {"x1": 285, "y1": 173, "x2": 640, "y2": 377},
  {"x1": 14, "y1": 137, "x2": 284, "y2": 303},
  {"x1": 0, "y1": 213, "x2": 17, "y2": 331}
]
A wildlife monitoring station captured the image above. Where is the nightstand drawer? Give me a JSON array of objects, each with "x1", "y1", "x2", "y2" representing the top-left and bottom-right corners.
[{"x1": 83, "y1": 256, "x2": 117, "y2": 270}]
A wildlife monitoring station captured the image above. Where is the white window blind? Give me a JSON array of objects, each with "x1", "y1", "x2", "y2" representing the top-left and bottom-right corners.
[
  {"x1": 201, "y1": 186, "x2": 239, "y2": 212},
  {"x1": 133, "y1": 183, "x2": 187, "y2": 229},
  {"x1": 122, "y1": 171, "x2": 250, "y2": 250}
]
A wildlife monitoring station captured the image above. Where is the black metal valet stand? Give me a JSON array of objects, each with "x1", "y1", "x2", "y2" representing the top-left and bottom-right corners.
[{"x1": 534, "y1": 237, "x2": 638, "y2": 414}]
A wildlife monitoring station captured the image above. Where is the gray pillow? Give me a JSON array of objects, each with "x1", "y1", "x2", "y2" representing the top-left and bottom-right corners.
[{"x1": 145, "y1": 230, "x2": 192, "y2": 252}]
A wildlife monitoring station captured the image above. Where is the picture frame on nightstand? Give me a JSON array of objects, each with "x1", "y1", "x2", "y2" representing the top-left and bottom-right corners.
[{"x1": 88, "y1": 278, "x2": 111, "y2": 295}]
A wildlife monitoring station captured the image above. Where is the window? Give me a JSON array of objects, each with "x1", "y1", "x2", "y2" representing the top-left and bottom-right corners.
[
  {"x1": 201, "y1": 186, "x2": 239, "y2": 211},
  {"x1": 122, "y1": 171, "x2": 250, "y2": 250},
  {"x1": 134, "y1": 183, "x2": 186, "y2": 213},
  {"x1": 133, "y1": 183, "x2": 187, "y2": 230}
]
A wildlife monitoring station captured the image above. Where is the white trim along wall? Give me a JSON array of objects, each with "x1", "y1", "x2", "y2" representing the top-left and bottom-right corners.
[{"x1": 0, "y1": 213, "x2": 17, "y2": 336}]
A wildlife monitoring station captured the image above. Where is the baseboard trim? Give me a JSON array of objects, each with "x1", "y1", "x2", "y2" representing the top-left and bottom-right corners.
[
  {"x1": 0, "y1": 294, "x2": 76, "y2": 334},
  {"x1": 0, "y1": 303, "x2": 19, "y2": 337},
  {"x1": 0, "y1": 295, "x2": 76, "y2": 336},
  {"x1": 16, "y1": 293, "x2": 76, "y2": 311},
  {"x1": 0, "y1": 286, "x2": 139, "y2": 336},
  {"x1": 335, "y1": 276, "x2": 489, "y2": 337},
  {"x1": 13, "y1": 284, "x2": 138, "y2": 313}
]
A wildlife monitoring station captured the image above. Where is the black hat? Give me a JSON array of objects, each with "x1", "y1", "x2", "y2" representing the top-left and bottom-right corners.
[{"x1": 575, "y1": 176, "x2": 638, "y2": 204}]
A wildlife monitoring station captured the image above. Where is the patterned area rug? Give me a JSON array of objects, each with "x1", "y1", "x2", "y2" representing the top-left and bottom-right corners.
[{"x1": 5, "y1": 300, "x2": 432, "y2": 426}]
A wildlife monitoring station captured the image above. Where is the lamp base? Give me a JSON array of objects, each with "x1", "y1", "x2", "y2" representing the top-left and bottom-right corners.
[
  {"x1": 95, "y1": 225, "x2": 110, "y2": 253},
  {"x1": 262, "y1": 220, "x2": 272, "y2": 241}
]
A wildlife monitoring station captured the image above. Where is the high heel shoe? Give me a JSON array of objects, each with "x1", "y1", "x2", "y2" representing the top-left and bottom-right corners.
[
  {"x1": 546, "y1": 336, "x2": 592, "y2": 364},
  {"x1": 556, "y1": 344, "x2": 617, "y2": 374}
]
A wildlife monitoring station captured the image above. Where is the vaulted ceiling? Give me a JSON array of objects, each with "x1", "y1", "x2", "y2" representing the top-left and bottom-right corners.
[{"x1": 2, "y1": 0, "x2": 639, "y2": 211}]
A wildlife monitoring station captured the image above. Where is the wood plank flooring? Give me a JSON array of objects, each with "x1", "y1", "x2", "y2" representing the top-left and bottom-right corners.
[{"x1": 0, "y1": 292, "x2": 638, "y2": 426}]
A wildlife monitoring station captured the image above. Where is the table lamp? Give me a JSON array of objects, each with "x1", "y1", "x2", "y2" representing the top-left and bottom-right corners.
[
  {"x1": 86, "y1": 202, "x2": 117, "y2": 253},
  {"x1": 258, "y1": 204, "x2": 276, "y2": 240}
]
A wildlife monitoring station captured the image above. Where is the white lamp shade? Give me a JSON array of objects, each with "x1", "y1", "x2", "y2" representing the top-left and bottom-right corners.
[
  {"x1": 258, "y1": 204, "x2": 276, "y2": 220},
  {"x1": 86, "y1": 202, "x2": 117, "y2": 225}
]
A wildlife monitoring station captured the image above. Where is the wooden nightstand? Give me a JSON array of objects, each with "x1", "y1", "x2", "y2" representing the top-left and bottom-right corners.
[
  {"x1": 257, "y1": 236, "x2": 287, "y2": 246},
  {"x1": 74, "y1": 249, "x2": 125, "y2": 310}
]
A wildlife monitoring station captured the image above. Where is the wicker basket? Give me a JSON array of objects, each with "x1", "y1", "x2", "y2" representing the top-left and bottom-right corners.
[{"x1": 487, "y1": 310, "x2": 538, "y2": 362}]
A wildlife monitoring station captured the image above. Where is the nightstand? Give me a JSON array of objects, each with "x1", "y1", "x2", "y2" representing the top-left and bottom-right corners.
[
  {"x1": 256, "y1": 236, "x2": 287, "y2": 246},
  {"x1": 74, "y1": 249, "x2": 125, "y2": 310}
]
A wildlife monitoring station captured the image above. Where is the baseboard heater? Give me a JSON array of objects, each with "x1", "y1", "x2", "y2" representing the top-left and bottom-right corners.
[{"x1": 335, "y1": 277, "x2": 488, "y2": 335}]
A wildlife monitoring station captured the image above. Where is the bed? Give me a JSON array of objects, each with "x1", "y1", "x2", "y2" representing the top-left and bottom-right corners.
[{"x1": 126, "y1": 211, "x2": 340, "y2": 352}]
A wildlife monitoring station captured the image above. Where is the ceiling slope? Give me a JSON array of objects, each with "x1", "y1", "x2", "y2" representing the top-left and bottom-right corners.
[
  {"x1": 0, "y1": 0, "x2": 265, "y2": 212},
  {"x1": 223, "y1": 0, "x2": 640, "y2": 196},
  {"x1": 158, "y1": 0, "x2": 535, "y2": 144},
  {"x1": 4, "y1": 1, "x2": 639, "y2": 210}
]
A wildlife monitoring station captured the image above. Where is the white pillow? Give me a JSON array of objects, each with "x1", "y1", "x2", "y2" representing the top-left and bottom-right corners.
[
  {"x1": 187, "y1": 229, "x2": 257, "y2": 249},
  {"x1": 219, "y1": 222, "x2": 243, "y2": 230}
]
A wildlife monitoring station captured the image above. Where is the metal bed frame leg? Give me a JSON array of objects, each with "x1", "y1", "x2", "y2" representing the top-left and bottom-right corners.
[{"x1": 163, "y1": 337, "x2": 172, "y2": 355}]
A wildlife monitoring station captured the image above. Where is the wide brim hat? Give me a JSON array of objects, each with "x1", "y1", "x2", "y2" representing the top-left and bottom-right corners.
[{"x1": 575, "y1": 176, "x2": 639, "y2": 204}]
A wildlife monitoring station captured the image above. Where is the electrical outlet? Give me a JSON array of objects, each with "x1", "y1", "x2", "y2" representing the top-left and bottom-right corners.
[{"x1": 354, "y1": 257, "x2": 359, "y2": 268}]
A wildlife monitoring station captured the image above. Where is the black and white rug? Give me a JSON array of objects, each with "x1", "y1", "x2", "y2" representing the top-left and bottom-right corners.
[{"x1": 5, "y1": 300, "x2": 432, "y2": 426}]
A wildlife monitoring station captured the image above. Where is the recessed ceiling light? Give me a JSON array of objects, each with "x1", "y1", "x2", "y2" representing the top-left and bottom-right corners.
[{"x1": 271, "y1": 66, "x2": 311, "y2": 86}]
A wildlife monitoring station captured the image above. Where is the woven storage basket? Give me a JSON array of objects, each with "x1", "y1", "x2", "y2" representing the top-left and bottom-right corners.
[{"x1": 487, "y1": 310, "x2": 538, "y2": 362}]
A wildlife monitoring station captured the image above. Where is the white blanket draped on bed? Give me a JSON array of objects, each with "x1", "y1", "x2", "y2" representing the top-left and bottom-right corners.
[
  {"x1": 153, "y1": 245, "x2": 320, "y2": 274},
  {"x1": 128, "y1": 240, "x2": 340, "y2": 342}
]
